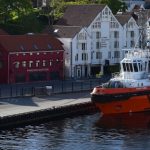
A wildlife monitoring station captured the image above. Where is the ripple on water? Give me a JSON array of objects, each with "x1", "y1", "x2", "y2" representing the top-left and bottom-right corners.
[{"x1": 1, "y1": 113, "x2": 150, "y2": 150}]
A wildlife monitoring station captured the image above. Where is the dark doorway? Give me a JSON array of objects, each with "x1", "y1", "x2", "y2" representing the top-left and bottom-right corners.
[
  {"x1": 85, "y1": 66, "x2": 87, "y2": 77},
  {"x1": 91, "y1": 66, "x2": 101, "y2": 77},
  {"x1": 50, "y1": 72, "x2": 60, "y2": 80},
  {"x1": 29, "y1": 72, "x2": 47, "y2": 81},
  {"x1": 16, "y1": 73, "x2": 26, "y2": 83}
]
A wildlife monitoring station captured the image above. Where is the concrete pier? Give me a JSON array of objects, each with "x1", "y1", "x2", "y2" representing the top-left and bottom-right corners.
[{"x1": 0, "y1": 91, "x2": 98, "y2": 129}]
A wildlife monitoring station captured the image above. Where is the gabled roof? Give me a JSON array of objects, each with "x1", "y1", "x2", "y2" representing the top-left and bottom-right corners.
[
  {"x1": 44, "y1": 25, "x2": 82, "y2": 38},
  {"x1": 0, "y1": 34, "x2": 63, "y2": 52},
  {"x1": 56, "y1": 4, "x2": 106, "y2": 27},
  {"x1": 115, "y1": 14, "x2": 133, "y2": 26}
]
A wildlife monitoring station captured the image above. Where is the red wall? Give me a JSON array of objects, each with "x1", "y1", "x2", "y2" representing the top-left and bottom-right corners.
[{"x1": 0, "y1": 50, "x2": 64, "y2": 84}]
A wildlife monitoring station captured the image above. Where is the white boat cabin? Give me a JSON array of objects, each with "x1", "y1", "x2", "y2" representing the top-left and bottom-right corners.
[{"x1": 108, "y1": 49, "x2": 150, "y2": 88}]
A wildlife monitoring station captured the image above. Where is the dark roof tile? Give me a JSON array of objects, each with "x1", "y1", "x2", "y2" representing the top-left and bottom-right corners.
[
  {"x1": 56, "y1": 4, "x2": 106, "y2": 27},
  {"x1": 43, "y1": 25, "x2": 82, "y2": 38},
  {"x1": 0, "y1": 34, "x2": 63, "y2": 52},
  {"x1": 115, "y1": 14, "x2": 132, "y2": 26}
]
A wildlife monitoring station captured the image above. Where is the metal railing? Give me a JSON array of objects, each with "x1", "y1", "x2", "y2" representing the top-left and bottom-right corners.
[{"x1": 0, "y1": 76, "x2": 111, "y2": 98}]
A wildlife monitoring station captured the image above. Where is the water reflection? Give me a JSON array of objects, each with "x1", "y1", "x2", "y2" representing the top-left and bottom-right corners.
[
  {"x1": 96, "y1": 112, "x2": 150, "y2": 129},
  {"x1": 1, "y1": 113, "x2": 150, "y2": 150},
  {"x1": 94, "y1": 112, "x2": 150, "y2": 150}
]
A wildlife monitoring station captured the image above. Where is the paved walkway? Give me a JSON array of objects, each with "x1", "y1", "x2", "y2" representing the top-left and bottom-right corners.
[{"x1": 0, "y1": 92, "x2": 91, "y2": 117}]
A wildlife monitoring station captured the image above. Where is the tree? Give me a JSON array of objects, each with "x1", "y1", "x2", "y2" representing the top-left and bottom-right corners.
[
  {"x1": 0, "y1": 0, "x2": 32, "y2": 23},
  {"x1": 92, "y1": 0, "x2": 127, "y2": 14},
  {"x1": 48, "y1": 0, "x2": 94, "y2": 22}
]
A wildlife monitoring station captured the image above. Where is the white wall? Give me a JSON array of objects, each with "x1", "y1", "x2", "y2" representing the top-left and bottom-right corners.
[{"x1": 58, "y1": 38, "x2": 72, "y2": 78}]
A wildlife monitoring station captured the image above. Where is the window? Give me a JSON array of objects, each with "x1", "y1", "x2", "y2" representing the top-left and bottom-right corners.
[
  {"x1": 114, "y1": 31, "x2": 119, "y2": 38},
  {"x1": 82, "y1": 53, "x2": 88, "y2": 61},
  {"x1": 36, "y1": 60, "x2": 40, "y2": 67},
  {"x1": 114, "y1": 51, "x2": 120, "y2": 58},
  {"x1": 43, "y1": 60, "x2": 46, "y2": 67},
  {"x1": 130, "y1": 41, "x2": 135, "y2": 47},
  {"x1": 127, "y1": 21, "x2": 134, "y2": 28},
  {"x1": 75, "y1": 54, "x2": 78, "y2": 61},
  {"x1": 129, "y1": 63, "x2": 133, "y2": 72},
  {"x1": 22, "y1": 61, "x2": 26, "y2": 67},
  {"x1": 29, "y1": 61, "x2": 33, "y2": 68},
  {"x1": 96, "y1": 42, "x2": 101, "y2": 49},
  {"x1": 81, "y1": 43, "x2": 87, "y2": 50},
  {"x1": 50, "y1": 61, "x2": 52, "y2": 66},
  {"x1": 77, "y1": 33, "x2": 87, "y2": 40},
  {"x1": 110, "y1": 22, "x2": 119, "y2": 28},
  {"x1": 122, "y1": 63, "x2": 126, "y2": 71},
  {"x1": 102, "y1": 7, "x2": 109, "y2": 19},
  {"x1": 92, "y1": 22, "x2": 101, "y2": 29},
  {"x1": 96, "y1": 52, "x2": 102, "y2": 59},
  {"x1": 131, "y1": 31, "x2": 134, "y2": 38},
  {"x1": 15, "y1": 62, "x2": 19, "y2": 68},
  {"x1": 96, "y1": 32, "x2": 100, "y2": 39},
  {"x1": 133, "y1": 63, "x2": 138, "y2": 72},
  {"x1": 114, "y1": 41, "x2": 119, "y2": 48}
]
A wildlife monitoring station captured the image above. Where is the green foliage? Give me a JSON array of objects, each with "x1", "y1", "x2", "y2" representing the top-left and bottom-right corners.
[
  {"x1": 0, "y1": 0, "x2": 127, "y2": 34},
  {"x1": 0, "y1": 11, "x2": 45, "y2": 35},
  {"x1": 47, "y1": 0, "x2": 127, "y2": 22},
  {"x1": 0, "y1": 0, "x2": 32, "y2": 23},
  {"x1": 95, "y1": 0, "x2": 127, "y2": 14}
]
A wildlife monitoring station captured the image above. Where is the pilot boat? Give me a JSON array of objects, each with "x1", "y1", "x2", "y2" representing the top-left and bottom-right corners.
[{"x1": 91, "y1": 49, "x2": 150, "y2": 115}]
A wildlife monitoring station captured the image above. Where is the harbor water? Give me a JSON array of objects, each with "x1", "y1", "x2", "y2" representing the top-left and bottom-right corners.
[{"x1": 1, "y1": 112, "x2": 150, "y2": 150}]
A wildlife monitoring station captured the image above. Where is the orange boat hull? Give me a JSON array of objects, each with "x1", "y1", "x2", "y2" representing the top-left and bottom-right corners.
[{"x1": 94, "y1": 95, "x2": 150, "y2": 115}]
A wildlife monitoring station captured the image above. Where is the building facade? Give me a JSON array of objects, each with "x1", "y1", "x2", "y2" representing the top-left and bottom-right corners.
[
  {"x1": 48, "y1": 5, "x2": 140, "y2": 79},
  {"x1": 0, "y1": 34, "x2": 64, "y2": 84}
]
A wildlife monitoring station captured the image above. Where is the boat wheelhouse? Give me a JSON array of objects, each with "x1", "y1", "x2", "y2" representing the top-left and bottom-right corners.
[{"x1": 91, "y1": 49, "x2": 150, "y2": 115}]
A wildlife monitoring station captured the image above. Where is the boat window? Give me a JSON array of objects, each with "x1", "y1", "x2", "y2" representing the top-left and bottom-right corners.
[
  {"x1": 126, "y1": 63, "x2": 130, "y2": 71},
  {"x1": 133, "y1": 63, "x2": 138, "y2": 72},
  {"x1": 129, "y1": 63, "x2": 133, "y2": 72},
  {"x1": 141, "y1": 64, "x2": 143, "y2": 71},
  {"x1": 122, "y1": 63, "x2": 126, "y2": 71},
  {"x1": 138, "y1": 63, "x2": 143, "y2": 71},
  {"x1": 145, "y1": 62, "x2": 147, "y2": 71}
]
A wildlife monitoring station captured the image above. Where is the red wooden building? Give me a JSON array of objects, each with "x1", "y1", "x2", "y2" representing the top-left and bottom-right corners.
[{"x1": 0, "y1": 34, "x2": 64, "y2": 84}]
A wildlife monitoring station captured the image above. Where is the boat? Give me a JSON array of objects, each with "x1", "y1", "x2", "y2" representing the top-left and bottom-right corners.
[{"x1": 91, "y1": 49, "x2": 150, "y2": 115}]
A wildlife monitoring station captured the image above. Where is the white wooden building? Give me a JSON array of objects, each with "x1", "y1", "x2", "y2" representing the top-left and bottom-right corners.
[{"x1": 49, "y1": 5, "x2": 140, "y2": 79}]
